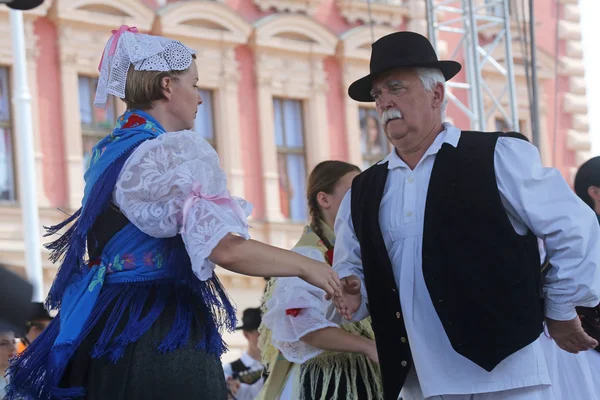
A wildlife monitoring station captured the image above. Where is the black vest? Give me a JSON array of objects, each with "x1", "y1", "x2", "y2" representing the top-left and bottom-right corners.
[{"x1": 351, "y1": 131, "x2": 543, "y2": 400}]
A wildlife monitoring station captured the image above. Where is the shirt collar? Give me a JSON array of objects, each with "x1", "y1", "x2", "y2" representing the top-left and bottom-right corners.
[
  {"x1": 240, "y1": 351, "x2": 262, "y2": 367},
  {"x1": 378, "y1": 122, "x2": 461, "y2": 170}
]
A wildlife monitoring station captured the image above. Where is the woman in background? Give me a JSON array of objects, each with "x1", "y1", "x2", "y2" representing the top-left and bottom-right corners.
[{"x1": 258, "y1": 161, "x2": 382, "y2": 400}]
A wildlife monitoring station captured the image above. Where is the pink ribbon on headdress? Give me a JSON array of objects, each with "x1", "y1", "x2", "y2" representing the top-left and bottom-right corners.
[
  {"x1": 97, "y1": 25, "x2": 139, "y2": 72},
  {"x1": 181, "y1": 183, "x2": 248, "y2": 234}
]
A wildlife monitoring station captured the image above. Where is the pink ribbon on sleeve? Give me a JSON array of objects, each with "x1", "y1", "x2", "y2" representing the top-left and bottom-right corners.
[
  {"x1": 98, "y1": 25, "x2": 139, "y2": 72},
  {"x1": 181, "y1": 183, "x2": 249, "y2": 234}
]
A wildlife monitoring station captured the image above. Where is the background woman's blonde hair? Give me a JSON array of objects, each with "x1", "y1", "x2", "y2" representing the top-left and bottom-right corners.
[{"x1": 123, "y1": 54, "x2": 197, "y2": 110}]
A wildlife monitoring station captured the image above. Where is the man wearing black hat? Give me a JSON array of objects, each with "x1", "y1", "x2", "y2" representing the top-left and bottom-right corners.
[
  {"x1": 222, "y1": 308, "x2": 265, "y2": 400},
  {"x1": 16, "y1": 302, "x2": 53, "y2": 354},
  {"x1": 328, "y1": 31, "x2": 600, "y2": 400}
]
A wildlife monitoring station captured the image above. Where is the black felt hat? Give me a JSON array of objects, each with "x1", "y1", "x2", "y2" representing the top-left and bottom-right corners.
[
  {"x1": 348, "y1": 31, "x2": 462, "y2": 102},
  {"x1": 4, "y1": 0, "x2": 45, "y2": 10},
  {"x1": 0, "y1": 266, "x2": 33, "y2": 334},
  {"x1": 235, "y1": 308, "x2": 261, "y2": 331},
  {"x1": 28, "y1": 302, "x2": 53, "y2": 322}
]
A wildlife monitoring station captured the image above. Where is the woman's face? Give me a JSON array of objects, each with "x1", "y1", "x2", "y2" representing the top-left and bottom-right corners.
[
  {"x1": 0, "y1": 332, "x2": 15, "y2": 371},
  {"x1": 165, "y1": 61, "x2": 202, "y2": 131},
  {"x1": 320, "y1": 171, "x2": 360, "y2": 225}
]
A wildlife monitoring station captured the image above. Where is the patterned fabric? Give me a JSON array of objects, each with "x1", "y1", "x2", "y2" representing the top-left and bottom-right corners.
[
  {"x1": 95, "y1": 27, "x2": 196, "y2": 108},
  {"x1": 6, "y1": 110, "x2": 239, "y2": 400},
  {"x1": 113, "y1": 129, "x2": 252, "y2": 281}
]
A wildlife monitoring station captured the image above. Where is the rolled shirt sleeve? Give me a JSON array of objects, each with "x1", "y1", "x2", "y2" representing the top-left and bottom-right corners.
[{"x1": 494, "y1": 137, "x2": 600, "y2": 321}]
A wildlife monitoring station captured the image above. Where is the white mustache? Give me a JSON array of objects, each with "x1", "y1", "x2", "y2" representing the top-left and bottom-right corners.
[{"x1": 381, "y1": 109, "x2": 403, "y2": 125}]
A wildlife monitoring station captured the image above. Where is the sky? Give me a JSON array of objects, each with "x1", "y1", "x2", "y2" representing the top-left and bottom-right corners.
[{"x1": 580, "y1": 0, "x2": 599, "y2": 156}]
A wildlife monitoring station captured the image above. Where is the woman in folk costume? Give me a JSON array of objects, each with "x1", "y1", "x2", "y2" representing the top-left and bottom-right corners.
[
  {"x1": 6, "y1": 26, "x2": 340, "y2": 400},
  {"x1": 258, "y1": 161, "x2": 382, "y2": 400},
  {"x1": 540, "y1": 156, "x2": 600, "y2": 400}
]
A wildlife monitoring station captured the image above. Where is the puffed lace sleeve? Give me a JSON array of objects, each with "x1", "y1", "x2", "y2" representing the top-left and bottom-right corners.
[
  {"x1": 113, "y1": 130, "x2": 253, "y2": 281},
  {"x1": 261, "y1": 246, "x2": 339, "y2": 364}
]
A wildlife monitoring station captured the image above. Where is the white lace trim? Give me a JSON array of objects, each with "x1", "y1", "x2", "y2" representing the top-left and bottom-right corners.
[
  {"x1": 95, "y1": 31, "x2": 195, "y2": 108},
  {"x1": 261, "y1": 247, "x2": 338, "y2": 364},
  {"x1": 113, "y1": 130, "x2": 252, "y2": 281}
]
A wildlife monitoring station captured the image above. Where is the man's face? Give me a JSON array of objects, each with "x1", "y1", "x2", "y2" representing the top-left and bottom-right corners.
[
  {"x1": 370, "y1": 68, "x2": 444, "y2": 154},
  {"x1": 28, "y1": 319, "x2": 51, "y2": 341},
  {"x1": 243, "y1": 329, "x2": 260, "y2": 348}
]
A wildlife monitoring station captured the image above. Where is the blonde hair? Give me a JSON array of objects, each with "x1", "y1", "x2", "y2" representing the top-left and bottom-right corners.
[{"x1": 123, "y1": 54, "x2": 197, "y2": 110}]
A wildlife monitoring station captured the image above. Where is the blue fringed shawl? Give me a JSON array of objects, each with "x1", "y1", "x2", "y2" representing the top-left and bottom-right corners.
[{"x1": 6, "y1": 110, "x2": 237, "y2": 400}]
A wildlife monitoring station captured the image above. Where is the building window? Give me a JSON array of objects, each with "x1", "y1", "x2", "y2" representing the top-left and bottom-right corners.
[
  {"x1": 273, "y1": 98, "x2": 307, "y2": 222},
  {"x1": 0, "y1": 67, "x2": 15, "y2": 202},
  {"x1": 359, "y1": 107, "x2": 388, "y2": 169},
  {"x1": 194, "y1": 89, "x2": 216, "y2": 149},
  {"x1": 78, "y1": 76, "x2": 119, "y2": 170}
]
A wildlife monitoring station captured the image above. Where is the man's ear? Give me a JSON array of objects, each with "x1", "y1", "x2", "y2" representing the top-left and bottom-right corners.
[
  {"x1": 431, "y1": 82, "x2": 445, "y2": 109},
  {"x1": 588, "y1": 186, "x2": 600, "y2": 202}
]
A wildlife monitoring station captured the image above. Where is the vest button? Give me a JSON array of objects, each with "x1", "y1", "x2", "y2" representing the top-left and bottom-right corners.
[
  {"x1": 401, "y1": 360, "x2": 408, "y2": 367},
  {"x1": 401, "y1": 337, "x2": 407, "y2": 343},
  {"x1": 395, "y1": 312, "x2": 401, "y2": 319}
]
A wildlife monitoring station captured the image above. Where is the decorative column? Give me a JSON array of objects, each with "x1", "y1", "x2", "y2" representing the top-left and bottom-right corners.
[{"x1": 558, "y1": 0, "x2": 591, "y2": 181}]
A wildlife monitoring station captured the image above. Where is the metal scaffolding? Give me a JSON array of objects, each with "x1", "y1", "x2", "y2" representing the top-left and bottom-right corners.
[{"x1": 425, "y1": 0, "x2": 519, "y2": 133}]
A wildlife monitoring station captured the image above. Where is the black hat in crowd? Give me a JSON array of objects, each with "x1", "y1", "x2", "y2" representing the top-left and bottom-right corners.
[
  {"x1": 236, "y1": 308, "x2": 261, "y2": 331},
  {"x1": 0, "y1": 266, "x2": 33, "y2": 334},
  {"x1": 574, "y1": 156, "x2": 600, "y2": 210},
  {"x1": 3, "y1": 0, "x2": 45, "y2": 11},
  {"x1": 348, "y1": 31, "x2": 462, "y2": 102},
  {"x1": 28, "y1": 302, "x2": 53, "y2": 323}
]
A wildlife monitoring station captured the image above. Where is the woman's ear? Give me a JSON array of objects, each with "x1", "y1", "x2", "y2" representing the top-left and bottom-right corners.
[
  {"x1": 161, "y1": 76, "x2": 172, "y2": 100},
  {"x1": 316, "y1": 191, "x2": 330, "y2": 210}
]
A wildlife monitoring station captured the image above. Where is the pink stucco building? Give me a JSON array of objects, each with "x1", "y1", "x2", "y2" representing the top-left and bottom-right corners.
[{"x1": 0, "y1": 0, "x2": 589, "y2": 358}]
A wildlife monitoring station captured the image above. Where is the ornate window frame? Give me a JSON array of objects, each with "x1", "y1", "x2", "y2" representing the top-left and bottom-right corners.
[
  {"x1": 251, "y1": 14, "x2": 337, "y2": 227},
  {"x1": 253, "y1": 0, "x2": 322, "y2": 15},
  {"x1": 338, "y1": 25, "x2": 396, "y2": 169},
  {"x1": 337, "y1": 0, "x2": 409, "y2": 26},
  {"x1": 51, "y1": 0, "x2": 155, "y2": 210},
  {"x1": 0, "y1": 2, "x2": 53, "y2": 207},
  {"x1": 155, "y1": 1, "x2": 252, "y2": 199}
]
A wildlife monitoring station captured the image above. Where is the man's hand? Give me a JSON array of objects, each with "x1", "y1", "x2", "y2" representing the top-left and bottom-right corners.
[
  {"x1": 226, "y1": 377, "x2": 240, "y2": 400},
  {"x1": 326, "y1": 275, "x2": 362, "y2": 320},
  {"x1": 546, "y1": 316, "x2": 599, "y2": 353}
]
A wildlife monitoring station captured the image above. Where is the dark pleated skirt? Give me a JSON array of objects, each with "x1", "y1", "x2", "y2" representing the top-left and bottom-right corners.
[{"x1": 59, "y1": 287, "x2": 228, "y2": 400}]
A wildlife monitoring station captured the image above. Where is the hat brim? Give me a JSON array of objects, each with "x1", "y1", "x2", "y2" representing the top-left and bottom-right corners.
[{"x1": 348, "y1": 60, "x2": 462, "y2": 102}]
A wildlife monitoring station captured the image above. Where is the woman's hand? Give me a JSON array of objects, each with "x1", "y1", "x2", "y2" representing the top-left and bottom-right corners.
[
  {"x1": 213, "y1": 236, "x2": 341, "y2": 297},
  {"x1": 363, "y1": 339, "x2": 379, "y2": 364},
  {"x1": 298, "y1": 260, "x2": 341, "y2": 298}
]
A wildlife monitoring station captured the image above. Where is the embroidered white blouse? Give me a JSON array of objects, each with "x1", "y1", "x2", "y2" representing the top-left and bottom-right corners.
[
  {"x1": 262, "y1": 246, "x2": 342, "y2": 364},
  {"x1": 113, "y1": 130, "x2": 253, "y2": 281}
]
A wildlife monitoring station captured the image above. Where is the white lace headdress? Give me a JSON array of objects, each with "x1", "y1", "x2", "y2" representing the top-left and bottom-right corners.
[{"x1": 94, "y1": 25, "x2": 196, "y2": 109}]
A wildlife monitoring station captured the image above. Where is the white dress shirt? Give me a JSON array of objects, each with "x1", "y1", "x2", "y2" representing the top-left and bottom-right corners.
[
  {"x1": 222, "y1": 351, "x2": 264, "y2": 400},
  {"x1": 332, "y1": 123, "x2": 600, "y2": 398}
]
